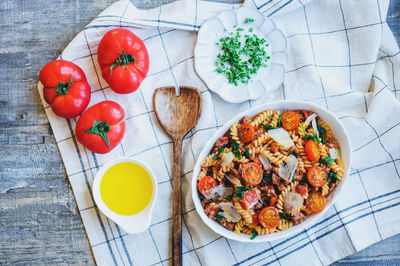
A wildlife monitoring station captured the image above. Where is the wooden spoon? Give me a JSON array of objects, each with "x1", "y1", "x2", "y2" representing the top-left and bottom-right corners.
[{"x1": 153, "y1": 86, "x2": 201, "y2": 266}]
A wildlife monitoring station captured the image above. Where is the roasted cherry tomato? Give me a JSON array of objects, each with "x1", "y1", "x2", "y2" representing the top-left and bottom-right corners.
[
  {"x1": 242, "y1": 162, "x2": 262, "y2": 185},
  {"x1": 306, "y1": 191, "x2": 326, "y2": 212},
  {"x1": 97, "y1": 28, "x2": 149, "y2": 94},
  {"x1": 197, "y1": 176, "x2": 217, "y2": 197},
  {"x1": 258, "y1": 207, "x2": 280, "y2": 229},
  {"x1": 295, "y1": 184, "x2": 308, "y2": 197},
  {"x1": 305, "y1": 139, "x2": 320, "y2": 162},
  {"x1": 75, "y1": 101, "x2": 125, "y2": 154},
  {"x1": 238, "y1": 123, "x2": 255, "y2": 143},
  {"x1": 39, "y1": 60, "x2": 91, "y2": 118},
  {"x1": 239, "y1": 189, "x2": 260, "y2": 209},
  {"x1": 307, "y1": 166, "x2": 328, "y2": 187},
  {"x1": 281, "y1": 111, "x2": 301, "y2": 131},
  {"x1": 268, "y1": 194, "x2": 278, "y2": 206}
]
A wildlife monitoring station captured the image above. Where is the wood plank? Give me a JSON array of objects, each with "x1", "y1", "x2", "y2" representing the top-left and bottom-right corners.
[{"x1": 0, "y1": 0, "x2": 399, "y2": 264}]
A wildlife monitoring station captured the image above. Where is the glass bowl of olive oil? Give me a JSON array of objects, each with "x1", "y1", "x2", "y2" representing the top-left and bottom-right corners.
[{"x1": 92, "y1": 158, "x2": 157, "y2": 234}]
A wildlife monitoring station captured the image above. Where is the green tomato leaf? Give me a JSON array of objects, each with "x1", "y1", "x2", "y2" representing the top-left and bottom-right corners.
[{"x1": 84, "y1": 120, "x2": 111, "y2": 148}]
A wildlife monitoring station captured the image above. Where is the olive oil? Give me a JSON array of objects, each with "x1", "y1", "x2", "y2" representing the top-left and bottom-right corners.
[{"x1": 100, "y1": 162, "x2": 153, "y2": 216}]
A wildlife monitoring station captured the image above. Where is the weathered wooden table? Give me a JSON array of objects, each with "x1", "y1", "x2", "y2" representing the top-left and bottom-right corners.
[{"x1": 0, "y1": 0, "x2": 399, "y2": 264}]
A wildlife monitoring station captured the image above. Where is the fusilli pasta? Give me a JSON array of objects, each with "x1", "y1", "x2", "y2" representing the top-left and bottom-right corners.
[{"x1": 197, "y1": 109, "x2": 343, "y2": 239}]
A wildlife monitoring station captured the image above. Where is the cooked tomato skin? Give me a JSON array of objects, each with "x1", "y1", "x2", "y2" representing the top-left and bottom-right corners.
[
  {"x1": 295, "y1": 184, "x2": 308, "y2": 197},
  {"x1": 197, "y1": 176, "x2": 217, "y2": 197},
  {"x1": 39, "y1": 60, "x2": 91, "y2": 118},
  {"x1": 258, "y1": 207, "x2": 280, "y2": 229},
  {"x1": 307, "y1": 166, "x2": 328, "y2": 187},
  {"x1": 239, "y1": 189, "x2": 260, "y2": 209},
  {"x1": 238, "y1": 123, "x2": 255, "y2": 143},
  {"x1": 306, "y1": 191, "x2": 326, "y2": 212},
  {"x1": 281, "y1": 111, "x2": 301, "y2": 130},
  {"x1": 268, "y1": 194, "x2": 278, "y2": 206},
  {"x1": 219, "y1": 136, "x2": 228, "y2": 142},
  {"x1": 305, "y1": 140, "x2": 320, "y2": 162},
  {"x1": 241, "y1": 163, "x2": 263, "y2": 186},
  {"x1": 252, "y1": 213, "x2": 259, "y2": 225}
]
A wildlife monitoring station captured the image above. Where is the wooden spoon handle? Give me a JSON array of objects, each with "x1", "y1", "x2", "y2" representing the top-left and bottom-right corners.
[{"x1": 172, "y1": 137, "x2": 183, "y2": 266}]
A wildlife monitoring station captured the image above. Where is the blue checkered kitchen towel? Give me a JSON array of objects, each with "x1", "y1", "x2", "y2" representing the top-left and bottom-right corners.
[{"x1": 37, "y1": 0, "x2": 400, "y2": 265}]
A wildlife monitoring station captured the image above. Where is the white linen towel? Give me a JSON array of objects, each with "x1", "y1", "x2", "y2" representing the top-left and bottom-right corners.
[{"x1": 37, "y1": 0, "x2": 400, "y2": 265}]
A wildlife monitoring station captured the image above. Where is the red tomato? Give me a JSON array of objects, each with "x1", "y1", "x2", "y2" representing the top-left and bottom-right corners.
[
  {"x1": 39, "y1": 60, "x2": 91, "y2": 118},
  {"x1": 239, "y1": 190, "x2": 260, "y2": 209},
  {"x1": 305, "y1": 140, "x2": 320, "y2": 162},
  {"x1": 281, "y1": 111, "x2": 300, "y2": 131},
  {"x1": 295, "y1": 184, "x2": 308, "y2": 197},
  {"x1": 75, "y1": 101, "x2": 125, "y2": 154},
  {"x1": 306, "y1": 191, "x2": 326, "y2": 212},
  {"x1": 258, "y1": 207, "x2": 280, "y2": 229},
  {"x1": 197, "y1": 176, "x2": 217, "y2": 197},
  {"x1": 219, "y1": 136, "x2": 228, "y2": 142},
  {"x1": 97, "y1": 28, "x2": 149, "y2": 94},
  {"x1": 242, "y1": 163, "x2": 263, "y2": 185},
  {"x1": 307, "y1": 166, "x2": 328, "y2": 187},
  {"x1": 238, "y1": 123, "x2": 255, "y2": 143}
]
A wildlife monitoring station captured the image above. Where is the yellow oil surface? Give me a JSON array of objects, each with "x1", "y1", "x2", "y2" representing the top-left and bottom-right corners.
[{"x1": 100, "y1": 162, "x2": 153, "y2": 216}]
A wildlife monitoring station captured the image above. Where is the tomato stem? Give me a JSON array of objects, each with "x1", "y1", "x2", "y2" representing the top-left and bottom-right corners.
[
  {"x1": 110, "y1": 49, "x2": 135, "y2": 72},
  {"x1": 56, "y1": 76, "x2": 75, "y2": 95},
  {"x1": 83, "y1": 120, "x2": 111, "y2": 147}
]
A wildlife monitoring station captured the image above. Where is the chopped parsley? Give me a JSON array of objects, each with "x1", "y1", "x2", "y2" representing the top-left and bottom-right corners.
[
  {"x1": 267, "y1": 115, "x2": 278, "y2": 121},
  {"x1": 317, "y1": 124, "x2": 327, "y2": 144},
  {"x1": 230, "y1": 140, "x2": 242, "y2": 159},
  {"x1": 260, "y1": 122, "x2": 276, "y2": 130},
  {"x1": 234, "y1": 186, "x2": 250, "y2": 199},
  {"x1": 215, "y1": 26, "x2": 270, "y2": 85},
  {"x1": 320, "y1": 156, "x2": 334, "y2": 164},
  {"x1": 327, "y1": 171, "x2": 338, "y2": 183},
  {"x1": 250, "y1": 228, "x2": 258, "y2": 240},
  {"x1": 244, "y1": 148, "x2": 251, "y2": 159},
  {"x1": 262, "y1": 172, "x2": 272, "y2": 184},
  {"x1": 277, "y1": 110, "x2": 285, "y2": 127},
  {"x1": 212, "y1": 147, "x2": 225, "y2": 160},
  {"x1": 231, "y1": 140, "x2": 240, "y2": 150},
  {"x1": 225, "y1": 194, "x2": 234, "y2": 201},
  {"x1": 279, "y1": 212, "x2": 292, "y2": 221},
  {"x1": 303, "y1": 134, "x2": 320, "y2": 143},
  {"x1": 244, "y1": 17, "x2": 255, "y2": 24},
  {"x1": 216, "y1": 212, "x2": 224, "y2": 221},
  {"x1": 301, "y1": 122, "x2": 320, "y2": 143}
]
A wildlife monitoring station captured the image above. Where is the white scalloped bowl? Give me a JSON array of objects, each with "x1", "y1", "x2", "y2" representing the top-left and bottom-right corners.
[
  {"x1": 191, "y1": 101, "x2": 352, "y2": 242},
  {"x1": 194, "y1": 6, "x2": 287, "y2": 103}
]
